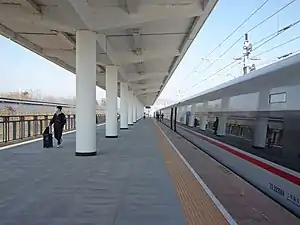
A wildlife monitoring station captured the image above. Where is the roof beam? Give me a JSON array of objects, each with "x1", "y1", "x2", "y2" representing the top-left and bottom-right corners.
[
  {"x1": 131, "y1": 28, "x2": 142, "y2": 54},
  {"x1": 67, "y1": 0, "x2": 204, "y2": 31},
  {"x1": 97, "y1": 34, "x2": 129, "y2": 82},
  {"x1": 131, "y1": 82, "x2": 163, "y2": 90},
  {"x1": 128, "y1": 72, "x2": 168, "y2": 82},
  {"x1": 56, "y1": 31, "x2": 75, "y2": 48},
  {"x1": 21, "y1": 0, "x2": 41, "y2": 14},
  {"x1": 0, "y1": 23, "x2": 42, "y2": 54},
  {"x1": 200, "y1": 0, "x2": 209, "y2": 11},
  {"x1": 125, "y1": 0, "x2": 140, "y2": 15},
  {"x1": 114, "y1": 49, "x2": 180, "y2": 65},
  {"x1": 136, "y1": 88, "x2": 160, "y2": 96},
  {"x1": 135, "y1": 62, "x2": 145, "y2": 73}
]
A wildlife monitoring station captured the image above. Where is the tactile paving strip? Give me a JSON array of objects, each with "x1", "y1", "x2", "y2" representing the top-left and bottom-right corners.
[{"x1": 155, "y1": 122, "x2": 229, "y2": 225}]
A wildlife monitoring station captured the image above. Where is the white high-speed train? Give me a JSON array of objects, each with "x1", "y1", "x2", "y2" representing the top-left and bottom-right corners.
[{"x1": 160, "y1": 54, "x2": 300, "y2": 217}]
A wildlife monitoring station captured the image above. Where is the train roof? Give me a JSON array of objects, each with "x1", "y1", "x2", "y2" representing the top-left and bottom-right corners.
[{"x1": 163, "y1": 53, "x2": 300, "y2": 109}]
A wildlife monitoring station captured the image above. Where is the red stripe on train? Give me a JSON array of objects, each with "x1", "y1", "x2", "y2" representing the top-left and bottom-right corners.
[{"x1": 179, "y1": 125, "x2": 300, "y2": 186}]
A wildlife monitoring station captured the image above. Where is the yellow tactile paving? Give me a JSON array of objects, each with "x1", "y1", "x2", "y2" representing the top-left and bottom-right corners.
[{"x1": 155, "y1": 122, "x2": 229, "y2": 225}]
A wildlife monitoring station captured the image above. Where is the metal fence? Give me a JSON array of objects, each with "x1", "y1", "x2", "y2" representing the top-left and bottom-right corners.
[{"x1": 0, "y1": 114, "x2": 105, "y2": 146}]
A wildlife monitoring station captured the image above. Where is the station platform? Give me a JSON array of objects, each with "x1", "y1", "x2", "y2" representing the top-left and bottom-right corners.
[{"x1": 0, "y1": 119, "x2": 230, "y2": 225}]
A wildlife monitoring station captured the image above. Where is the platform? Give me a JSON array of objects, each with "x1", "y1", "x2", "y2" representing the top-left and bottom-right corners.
[{"x1": 0, "y1": 119, "x2": 230, "y2": 225}]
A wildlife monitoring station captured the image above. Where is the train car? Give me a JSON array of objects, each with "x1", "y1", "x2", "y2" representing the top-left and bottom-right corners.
[{"x1": 160, "y1": 54, "x2": 300, "y2": 217}]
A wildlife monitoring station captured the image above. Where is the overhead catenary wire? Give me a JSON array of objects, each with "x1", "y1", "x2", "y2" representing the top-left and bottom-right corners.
[
  {"x1": 252, "y1": 18, "x2": 300, "y2": 52},
  {"x1": 179, "y1": 0, "x2": 298, "y2": 97},
  {"x1": 177, "y1": 0, "x2": 271, "y2": 84},
  {"x1": 254, "y1": 35, "x2": 300, "y2": 57},
  {"x1": 180, "y1": 60, "x2": 240, "y2": 95},
  {"x1": 247, "y1": 0, "x2": 297, "y2": 33},
  {"x1": 185, "y1": 0, "x2": 298, "y2": 87},
  {"x1": 182, "y1": 44, "x2": 300, "y2": 97}
]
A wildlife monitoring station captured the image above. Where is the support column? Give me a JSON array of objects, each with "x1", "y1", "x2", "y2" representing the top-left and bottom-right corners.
[
  {"x1": 188, "y1": 104, "x2": 196, "y2": 127},
  {"x1": 105, "y1": 65, "x2": 118, "y2": 138},
  {"x1": 133, "y1": 95, "x2": 137, "y2": 123},
  {"x1": 217, "y1": 97, "x2": 229, "y2": 136},
  {"x1": 253, "y1": 89, "x2": 270, "y2": 148},
  {"x1": 75, "y1": 30, "x2": 96, "y2": 156},
  {"x1": 128, "y1": 90, "x2": 133, "y2": 126},
  {"x1": 120, "y1": 83, "x2": 128, "y2": 129},
  {"x1": 199, "y1": 101, "x2": 208, "y2": 131}
]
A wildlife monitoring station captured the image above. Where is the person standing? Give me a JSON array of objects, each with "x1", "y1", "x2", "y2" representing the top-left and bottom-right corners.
[{"x1": 49, "y1": 106, "x2": 66, "y2": 148}]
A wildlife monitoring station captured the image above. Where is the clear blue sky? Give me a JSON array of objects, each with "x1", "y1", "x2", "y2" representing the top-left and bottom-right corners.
[{"x1": 0, "y1": 0, "x2": 300, "y2": 103}]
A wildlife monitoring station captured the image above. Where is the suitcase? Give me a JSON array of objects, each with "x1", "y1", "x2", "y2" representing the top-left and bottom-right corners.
[{"x1": 43, "y1": 127, "x2": 53, "y2": 148}]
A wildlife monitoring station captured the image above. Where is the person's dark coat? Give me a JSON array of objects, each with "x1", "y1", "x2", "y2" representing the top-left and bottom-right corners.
[{"x1": 50, "y1": 112, "x2": 66, "y2": 142}]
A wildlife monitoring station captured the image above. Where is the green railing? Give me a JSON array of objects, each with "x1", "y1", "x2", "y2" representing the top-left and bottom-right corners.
[{"x1": 0, "y1": 114, "x2": 105, "y2": 146}]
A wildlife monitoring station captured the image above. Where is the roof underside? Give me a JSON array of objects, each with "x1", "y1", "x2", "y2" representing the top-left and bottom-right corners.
[{"x1": 0, "y1": 0, "x2": 217, "y2": 105}]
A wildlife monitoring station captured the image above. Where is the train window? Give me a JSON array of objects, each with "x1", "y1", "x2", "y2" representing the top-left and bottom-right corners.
[{"x1": 269, "y1": 92, "x2": 287, "y2": 103}]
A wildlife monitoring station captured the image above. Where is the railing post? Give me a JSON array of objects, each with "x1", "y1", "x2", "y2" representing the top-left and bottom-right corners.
[
  {"x1": 12, "y1": 117, "x2": 17, "y2": 141},
  {"x1": 68, "y1": 115, "x2": 71, "y2": 130},
  {"x1": 39, "y1": 118, "x2": 43, "y2": 135},
  {"x1": 33, "y1": 116, "x2": 38, "y2": 136},
  {"x1": 27, "y1": 119, "x2": 31, "y2": 138},
  {"x1": 20, "y1": 116, "x2": 25, "y2": 139},
  {"x1": 4, "y1": 116, "x2": 8, "y2": 143}
]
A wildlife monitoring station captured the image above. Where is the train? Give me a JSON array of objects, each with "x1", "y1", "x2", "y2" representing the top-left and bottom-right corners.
[{"x1": 159, "y1": 54, "x2": 300, "y2": 217}]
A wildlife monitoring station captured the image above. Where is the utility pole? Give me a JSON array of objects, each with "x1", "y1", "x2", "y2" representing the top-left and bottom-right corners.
[{"x1": 242, "y1": 33, "x2": 256, "y2": 75}]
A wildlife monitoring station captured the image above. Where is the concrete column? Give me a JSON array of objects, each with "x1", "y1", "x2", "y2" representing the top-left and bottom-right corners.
[
  {"x1": 188, "y1": 104, "x2": 196, "y2": 127},
  {"x1": 217, "y1": 97, "x2": 229, "y2": 136},
  {"x1": 128, "y1": 90, "x2": 133, "y2": 125},
  {"x1": 105, "y1": 65, "x2": 118, "y2": 138},
  {"x1": 75, "y1": 30, "x2": 96, "y2": 156},
  {"x1": 120, "y1": 83, "x2": 128, "y2": 129},
  {"x1": 138, "y1": 102, "x2": 141, "y2": 119},
  {"x1": 133, "y1": 95, "x2": 137, "y2": 123},
  {"x1": 253, "y1": 89, "x2": 270, "y2": 148},
  {"x1": 199, "y1": 101, "x2": 208, "y2": 131}
]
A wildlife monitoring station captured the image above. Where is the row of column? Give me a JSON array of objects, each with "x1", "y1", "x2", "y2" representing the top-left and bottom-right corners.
[
  {"x1": 177, "y1": 90, "x2": 270, "y2": 148},
  {"x1": 120, "y1": 83, "x2": 144, "y2": 130},
  {"x1": 75, "y1": 30, "x2": 144, "y2": 156}
]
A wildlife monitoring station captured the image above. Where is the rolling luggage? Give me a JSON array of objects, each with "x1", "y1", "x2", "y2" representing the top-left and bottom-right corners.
[{"x1": 43, "y1": 126, "x2": 53, "y2": 148}]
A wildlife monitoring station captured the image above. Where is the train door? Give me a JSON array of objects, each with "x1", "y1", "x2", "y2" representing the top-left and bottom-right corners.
[
  {"x1": 174, "y1": 107, "x2": 177, "y2": 132},
  {"x1": 170, "y1": 108, "x2": 173, "y2": 130}
]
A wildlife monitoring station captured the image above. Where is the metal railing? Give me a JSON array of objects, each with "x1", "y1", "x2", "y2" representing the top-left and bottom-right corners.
[{"x1": 0, "y1": 114, "x2": 105, "y2": 146}]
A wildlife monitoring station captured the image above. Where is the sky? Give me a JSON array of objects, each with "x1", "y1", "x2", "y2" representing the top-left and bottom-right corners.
[
  {"x1": 0, "y1": 0, "x2": 300, "y2": 104},
  {"x1": 158, "y1": 0, "x2": 300, "y2": 103}
]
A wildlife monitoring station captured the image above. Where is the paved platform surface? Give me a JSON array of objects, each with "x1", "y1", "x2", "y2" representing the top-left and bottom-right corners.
[
  {"x1": 0, "y1": 119, "x2": 232, "y2": 225},
  {"x1": 0, "y1": 120, "x2": 187, "y2": 225},
  {"x1": 158, "y1": 121, "x2": 300, "y2": 225}
]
